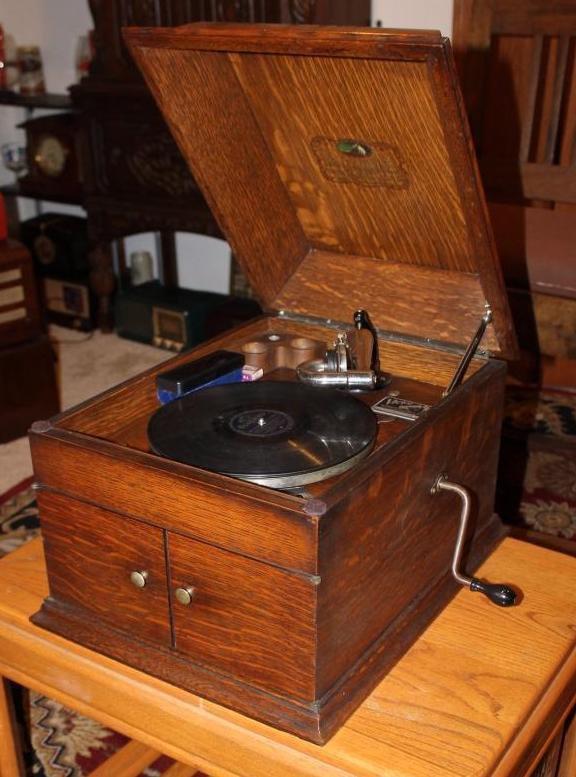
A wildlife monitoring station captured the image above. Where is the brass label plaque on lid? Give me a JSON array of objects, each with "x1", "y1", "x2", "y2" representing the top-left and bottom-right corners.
[{"x1": 311, "y1": 136, "x2": 409, "y2": 189}]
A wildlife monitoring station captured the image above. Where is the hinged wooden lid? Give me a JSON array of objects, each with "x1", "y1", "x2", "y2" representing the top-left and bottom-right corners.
[{"x1": 126, "y1": 24, "x2": 517, "y2": 357}]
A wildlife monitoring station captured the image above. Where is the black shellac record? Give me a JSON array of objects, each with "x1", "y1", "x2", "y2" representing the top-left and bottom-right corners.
[{"x1": 148, "y1": 381, "x2": 378, "y2": 487}]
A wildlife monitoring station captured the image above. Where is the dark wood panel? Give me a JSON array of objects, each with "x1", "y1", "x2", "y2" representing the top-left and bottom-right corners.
[
  {"x1": 32, "y1": 598, "x2": 328, "y2": 743},
  {"x1": 0, "y1": 336, "x2": 59, "y2": 444},
  {"x1": 169, "y1": 533, "x2": 317, "y2": 700},
  {"x1": 37, "y1": 490, "x2": 171, "y2": 647},
  {"x1": 488, "y1": 203, "x2": 576, "y2": 298},
  {"x1": 31, "y1": 510, "x2": 507, "y2": 746},
  {"x1": 316, "y1": 360, "x2": 507, "y2": 694},
  {"x1": 454, "y1": 2, "x2": 576, "y2": 51},
  {"x1": 126, "y1": 24, "x2": 443, "y2": 55},
  {"x1": 0, "y1": 240, "x2": 43, "y2": 348},
  {"x1": 482, "y1": 160, "x2": 576, "y2": 203},
  {"x1": 453, "y1": 0, "x2": 576, "y2": 366},
  {"x1": 29, "y1": 433, "x2": 317, "y2": 575}
]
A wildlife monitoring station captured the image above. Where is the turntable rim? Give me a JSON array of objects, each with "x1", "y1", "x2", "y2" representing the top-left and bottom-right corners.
[
  {"x1": 228, "y1": 442, "x2": 374, "y2": 488},
  {"x1": 148, "y1": 380, "x2": 378, "y2": 489}
]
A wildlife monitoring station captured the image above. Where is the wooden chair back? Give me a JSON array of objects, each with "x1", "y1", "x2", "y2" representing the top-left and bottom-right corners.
[
  {"x1": 453, "y1": 0, "x2": 576, "y2": 371},
  {"x1": 453, "y1": 0, "x2": 576, "y2": 206}
]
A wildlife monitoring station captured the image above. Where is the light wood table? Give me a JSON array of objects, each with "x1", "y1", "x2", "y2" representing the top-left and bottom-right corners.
[{"x1": 0, "y1": 537, "x2": 575, "y2": 777}]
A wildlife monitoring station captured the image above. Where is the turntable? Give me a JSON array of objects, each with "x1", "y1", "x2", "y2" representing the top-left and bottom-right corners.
[{"x1": 29, "y1": 24, "x2": 519, "y2": 744}]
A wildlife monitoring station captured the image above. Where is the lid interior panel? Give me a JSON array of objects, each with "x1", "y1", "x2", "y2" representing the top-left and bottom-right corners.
[
  {"x1": 127, "y1": 25, "x2": 517, "y2": 356},
  {"x1": 229, "y1": 52, "x2": 474, "y2": 272}
]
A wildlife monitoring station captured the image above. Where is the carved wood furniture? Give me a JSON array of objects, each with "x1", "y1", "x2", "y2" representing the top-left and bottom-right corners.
[
  {"x1": 28, "y1": 25, "x2": 521, "y2": 744},
  {"x1": 453, "y1": 0, "x2": 576, "y2": 379},
  {"x1": 73, "y1": 0, "x2": 371, "y2": 330},
  {"x1": 0, "y1": 240, "x2": 59, "y2": 443},
  {"x1": 2, "y1": 537, "x2": 576, "y2": 775}
]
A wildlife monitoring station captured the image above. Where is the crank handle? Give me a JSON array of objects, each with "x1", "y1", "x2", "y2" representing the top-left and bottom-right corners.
[{"x1": 432, "y1": 475, "x2": 517, "y2": 607}]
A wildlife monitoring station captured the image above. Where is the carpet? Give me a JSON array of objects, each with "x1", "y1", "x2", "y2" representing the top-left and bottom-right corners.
[
  {"x1": 497, "y1": 388, "x2": 576, "y2": 540},
  {"x1": 0, "y1": 325, "x2": 169, "y2": 496}
]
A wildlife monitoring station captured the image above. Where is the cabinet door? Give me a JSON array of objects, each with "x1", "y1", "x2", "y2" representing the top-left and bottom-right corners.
[
  {"x1": 168, "y1": 533, "x2": 316, "y2": 701},
  {"x1": 38, "y1": 490, "x2": 170, "y2": 647}
]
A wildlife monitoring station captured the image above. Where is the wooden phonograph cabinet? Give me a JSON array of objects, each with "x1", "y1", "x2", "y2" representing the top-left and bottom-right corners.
[{"x1": 30, "y1": 25, "x2": 519, "y2": 744}]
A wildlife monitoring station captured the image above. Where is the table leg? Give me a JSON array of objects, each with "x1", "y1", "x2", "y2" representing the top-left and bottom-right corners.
[
  {"x1": 0, "y1": 677, "x2": 25, "y2": 777},
  {"x1": 558, "y1": 707, "x2": 576, "y2": 777}
]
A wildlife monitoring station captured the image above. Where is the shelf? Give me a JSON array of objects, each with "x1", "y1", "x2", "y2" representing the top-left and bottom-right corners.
[
  {"x1": 0, "y1": 183, "x2": 83, "y2": 207},
  {"x1": 0, "y1": 90, "x2": 72, "y2": 110},
  {"x1": 0, "y1": 184, "x2": 19, "y2": 197}
]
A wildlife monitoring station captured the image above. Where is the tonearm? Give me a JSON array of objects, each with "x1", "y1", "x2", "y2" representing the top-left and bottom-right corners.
[{"x1": 297, "y1": 309, "x2": 387, "y2": 389}]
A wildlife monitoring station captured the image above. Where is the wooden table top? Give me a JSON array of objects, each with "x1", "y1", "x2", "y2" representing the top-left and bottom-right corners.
[{"x1": 0, "y1": 537, "x2": 575, "y2": 777}]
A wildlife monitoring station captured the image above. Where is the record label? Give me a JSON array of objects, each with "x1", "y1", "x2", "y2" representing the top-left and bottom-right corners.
[{"x1": 228, "y1": 408, "x2": 295, "y2": 437}]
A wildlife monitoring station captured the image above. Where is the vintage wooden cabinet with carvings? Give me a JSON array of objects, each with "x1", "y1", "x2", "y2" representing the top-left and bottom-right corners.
[{"x1": 29, "y1": 25, "x2": 519, "y2": 744}]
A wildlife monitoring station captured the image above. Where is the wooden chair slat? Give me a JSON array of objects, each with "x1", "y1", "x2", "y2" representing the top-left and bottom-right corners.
[
  {"x1": 521, "y1": 34, "x2": 544, "y2": 162},
  {"x1": 545, "y1": 35, "x2": 571, "y2": 163}
]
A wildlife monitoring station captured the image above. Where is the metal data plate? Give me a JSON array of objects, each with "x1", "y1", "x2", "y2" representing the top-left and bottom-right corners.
[{"x1": 371, "y1": 394, "x2": 431, "y2": 422}]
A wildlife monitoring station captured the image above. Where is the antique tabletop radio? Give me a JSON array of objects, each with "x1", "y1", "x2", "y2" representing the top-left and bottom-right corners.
[{"x1": 30, "y1": 25, "x2": 519, "y2": 744}]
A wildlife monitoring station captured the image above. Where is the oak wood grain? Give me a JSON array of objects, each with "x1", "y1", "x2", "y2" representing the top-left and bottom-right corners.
[
  {"x1": 163, "y1": 762, "x2": 202, "y2": 777},
  {"x1": 315, "y1": 359, "x2": 506, "y2": 695},
  {"x1": 168, "y1": 533, "x2": 317, "y2": 700},
  {"x1": 229, "y1": 52, "x2": 473, "y2": 271},
  {"x1": 275, "y1": 252, "x2": 500, "y2": 351},
  {"x1": 163, "y1": 763, "x2": 201, "y2": 777},
  {"x1": 127, "y1": 47, "x2": 308, "y2": 305},
  {"x1": 126, "y1": 24, "x2": 517, "y2": 357},
  {"x1": 30, "y1": 432, "x2": 317, "y2": 574},
  {"x1": 37, "y1": 491, "x2": 171, "y2": 647},
  {"x1": 0, "y1": 538, "x2": 573, "y2": 775},
  {"x1": 32, "y1": 518, "x2": 502, "y2": 745}
]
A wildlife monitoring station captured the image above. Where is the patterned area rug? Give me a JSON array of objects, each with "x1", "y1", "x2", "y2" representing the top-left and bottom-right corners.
[{"x1": 499, "y1": 388, "x2": 576, "y2": 540}]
